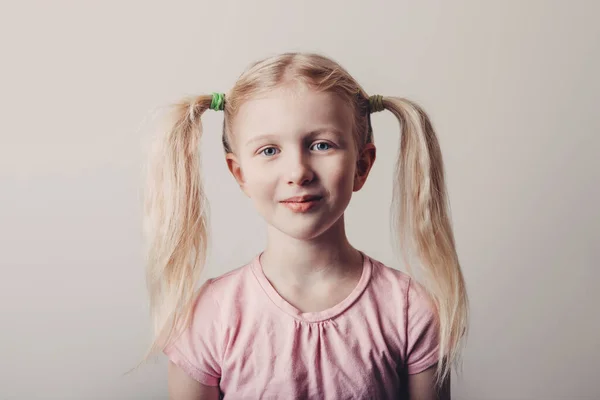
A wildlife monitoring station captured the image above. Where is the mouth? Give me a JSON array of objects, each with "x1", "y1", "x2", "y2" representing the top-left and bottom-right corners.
[
  {"x1": 280, "y1": 195, "x2": 323, "y2": 212},
  {"x1": 281, "y1": 195, "x2": 323, "y2": 203}
]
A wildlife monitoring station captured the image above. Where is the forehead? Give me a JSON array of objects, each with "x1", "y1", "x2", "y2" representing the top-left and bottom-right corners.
[{"x1": 232, "y1": 85, "x2": 353, "y2": 142}]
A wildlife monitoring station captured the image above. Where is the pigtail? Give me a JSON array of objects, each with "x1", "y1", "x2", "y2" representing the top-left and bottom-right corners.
[
  {"x1": 143, "y1": 94, "x2": 214, "y2": 359},
  {"x1": 379, "y1": 96, "x2": 468, "y2": 386}
]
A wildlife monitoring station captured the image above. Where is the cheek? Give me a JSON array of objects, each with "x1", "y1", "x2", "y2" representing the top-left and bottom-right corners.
[
  {"x1": 325, "y1": 156, "x2": 356, "y2": 193},
  {"x1": 242, "y1": 162, "x2": 276, "y2": 198}
]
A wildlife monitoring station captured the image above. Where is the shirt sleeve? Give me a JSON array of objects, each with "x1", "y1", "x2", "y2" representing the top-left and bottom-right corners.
[
  {"x1": 163, "y1": 279, "x2": 222, "y2": 386},
  {"x1": 405, "y1": 277, "x2": 440, "y2": 375}
]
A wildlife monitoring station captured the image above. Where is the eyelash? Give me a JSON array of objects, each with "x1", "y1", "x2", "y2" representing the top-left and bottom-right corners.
[{"x1": 259, "y1": 142, "x2": 333, "y2": 157}]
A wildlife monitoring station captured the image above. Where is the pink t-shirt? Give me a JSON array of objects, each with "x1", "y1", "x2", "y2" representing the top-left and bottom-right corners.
[{"x1": 164, "y1": 252, "x2": 439, "y2": 399}]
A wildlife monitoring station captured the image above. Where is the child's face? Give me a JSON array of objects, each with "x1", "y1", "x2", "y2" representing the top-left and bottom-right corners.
[{"x1": 226, "y1": 85, "x2": 375, "y2": 240}]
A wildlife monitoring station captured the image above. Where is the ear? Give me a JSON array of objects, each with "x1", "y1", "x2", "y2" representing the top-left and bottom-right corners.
[
  {"x1": 353, "y1": 143, "x2": 376, "y2": 192},
  {"x1": 225, "y1": 153, "x2": 249, "y2": 197}
]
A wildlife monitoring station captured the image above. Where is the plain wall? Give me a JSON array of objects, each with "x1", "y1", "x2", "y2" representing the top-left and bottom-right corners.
[{"x1": 1, "y1": 0, "x2": 598, "y2": 399}]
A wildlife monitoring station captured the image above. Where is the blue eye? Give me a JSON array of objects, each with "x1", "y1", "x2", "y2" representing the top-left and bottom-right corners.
[
  {"x1": 260, "y1": 147, "x2": 279, "y2": 157},
  {"x1": 312, "y1": 142, "x2": 331, "y2": 151}
]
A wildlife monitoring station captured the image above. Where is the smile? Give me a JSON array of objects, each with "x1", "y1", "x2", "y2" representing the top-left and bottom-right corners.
[{"x1": 280, "y1": 195, "x2": 323, "y2": 213}]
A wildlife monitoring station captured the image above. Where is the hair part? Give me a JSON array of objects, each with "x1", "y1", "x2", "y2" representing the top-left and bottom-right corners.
[{"x1": 138, "y1": 52, "x2": 468, "y2": 388}]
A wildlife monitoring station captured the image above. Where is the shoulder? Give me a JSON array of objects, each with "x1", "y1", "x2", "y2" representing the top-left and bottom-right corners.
[
  {"x1": 365, "y1": 254, "x2": 412, "y2": 296},
  {"x1": 364, "y1": 254, "x2": 439, "y2": 374},
  {"x1": 366, "y1": 254, "x2": 433, "y2": 302},
  {"x1": 206, "y1": 259, "x2": 253, "y2": 292},
  {"x1": 364, "y1": 253, "x2": 437, "y2": 324},
  {"x1": 168, "y1": 257, "x2": 256, "y2": 347},
  {"x1": 201, "y1": 252, "x2": 261, "y2": 291},
  {"x1": 191, "y1": 255, "x2": 259, "y2": 318}
]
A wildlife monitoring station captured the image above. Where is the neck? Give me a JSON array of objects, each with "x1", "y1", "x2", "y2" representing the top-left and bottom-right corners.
[{"x1": 259, "y1": 215, "x2": 363, "y2": 288}]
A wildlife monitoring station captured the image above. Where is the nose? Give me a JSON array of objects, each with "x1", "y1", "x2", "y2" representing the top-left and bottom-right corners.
[{"x1": 286, "y1": 151, "x2": 315, "y2": 186}]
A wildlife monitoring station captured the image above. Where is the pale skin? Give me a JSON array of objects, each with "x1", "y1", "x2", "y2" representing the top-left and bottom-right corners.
[{"x1": 169, "y1": 85, "x2": 450, "y2": 399}]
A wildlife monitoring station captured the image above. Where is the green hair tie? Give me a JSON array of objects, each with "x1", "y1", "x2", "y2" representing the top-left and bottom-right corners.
[
  {"x1": 369, "y1": 95, "x2": 384, "y2": 113},
  {"x1": 210, "y1": 92, "x2": 225, "y2": 111}
]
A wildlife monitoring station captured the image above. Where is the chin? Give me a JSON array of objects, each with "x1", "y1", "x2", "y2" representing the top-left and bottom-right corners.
[
  {"x1": 269, "y1": 214, "x2": 342, "y2": 241},
  {"x1": 276, "y1": 225, "x2": 328, "y2": 241}
]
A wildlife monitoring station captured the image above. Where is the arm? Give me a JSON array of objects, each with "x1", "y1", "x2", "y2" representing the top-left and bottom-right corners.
[
  {"x1": 407, "y1": 365, "x2": 450, "y2": 400},
  {"x1": 168, "y1": 361, "x2": 220, "y2": 400}
]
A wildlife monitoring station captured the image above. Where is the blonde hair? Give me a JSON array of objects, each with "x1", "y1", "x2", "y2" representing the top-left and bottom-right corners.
[{"x1": 140, "y1": 52, "x2": 468, "y2": 387}]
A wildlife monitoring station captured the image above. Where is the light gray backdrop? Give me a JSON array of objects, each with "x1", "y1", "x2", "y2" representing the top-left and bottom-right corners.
[{"x1": 1, "y1": 1, "x2": 598, "y2": 399}]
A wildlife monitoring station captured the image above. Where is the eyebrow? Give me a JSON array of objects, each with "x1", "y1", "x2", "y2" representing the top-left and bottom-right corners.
[{"x1": 244, "y1": 127, "x2": 345, "y2": 148}]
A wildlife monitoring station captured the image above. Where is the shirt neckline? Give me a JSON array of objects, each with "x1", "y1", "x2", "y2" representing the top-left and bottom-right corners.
[{"x1": 250, "y1": 251, "x2": 373, "y2": 323}]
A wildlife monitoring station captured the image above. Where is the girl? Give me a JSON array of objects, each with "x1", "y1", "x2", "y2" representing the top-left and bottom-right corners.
[{"x1": 143, "y1": 52, "x2": 468, "y2": 399}]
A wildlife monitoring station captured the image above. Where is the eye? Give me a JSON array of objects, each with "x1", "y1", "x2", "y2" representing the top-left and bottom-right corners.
[
  {"x1": 312, "y1": 142, "x2": 332, "y2": 151},
  {"x1": 260, "y1": 147, "x2": 279, "y2": 157}
]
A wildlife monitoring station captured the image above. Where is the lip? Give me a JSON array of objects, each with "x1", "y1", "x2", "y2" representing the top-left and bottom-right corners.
[
  {"x1": 280, "y1": 195, "x2": 323, "y2": 203},
  {"x1": 280, "y1": 195, "x2": 323, "y2": 213}
]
